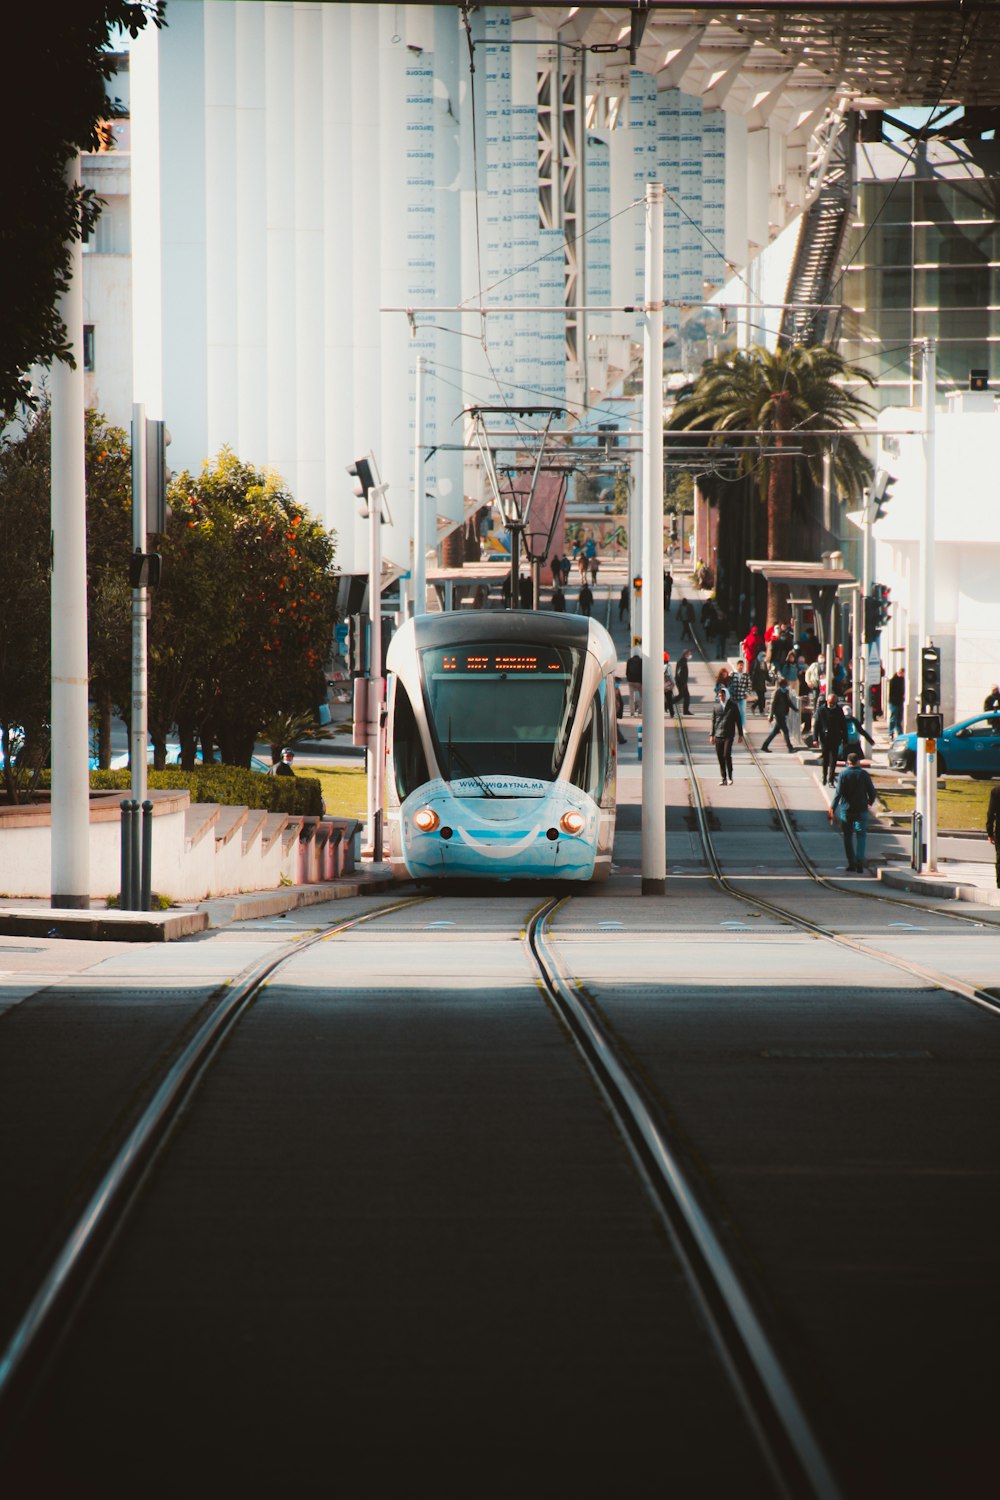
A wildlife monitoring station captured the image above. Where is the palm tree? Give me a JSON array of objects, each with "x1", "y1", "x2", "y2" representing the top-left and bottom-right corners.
[{"x1": 668, "y1": 344, "x2": 875, "y2": 620}]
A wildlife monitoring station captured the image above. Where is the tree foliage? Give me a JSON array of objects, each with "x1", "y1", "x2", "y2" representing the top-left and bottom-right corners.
[
  {"x1": 667, "y1": 343, "x2": 876, "y2": 618},
  {"x1": 0, "y1": 417, "x2": 338, "y2": 798},
  {"x1": 151, "y1": 450, "x2": 339, "y2": 768},
  {"x1": 3, "y1": 3, "x2": 164, "y2": 422},
  {"x1": 0, "y1": 404, "x2": 133, "y2": 798}
]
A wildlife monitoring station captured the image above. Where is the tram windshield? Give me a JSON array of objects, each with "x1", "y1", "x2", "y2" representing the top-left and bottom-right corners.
[{"x1": 419, "y1": 640, "x2": 584, "y2": 785}]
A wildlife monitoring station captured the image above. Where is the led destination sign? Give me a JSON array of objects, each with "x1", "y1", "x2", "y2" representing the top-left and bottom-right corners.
[{"x1": 437, "y1": 650, "x2": 565, "y2": 675}]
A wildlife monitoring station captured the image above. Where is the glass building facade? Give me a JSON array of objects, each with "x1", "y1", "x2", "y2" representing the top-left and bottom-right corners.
[{"x1": 840, "y1": 165, "x2": 1000, "y2": 405}]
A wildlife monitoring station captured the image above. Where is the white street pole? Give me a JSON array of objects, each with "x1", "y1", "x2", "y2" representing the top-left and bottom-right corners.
[
  {"x1": 859, "y1": 494, "x2": 872, "y2": 730},
  {"x1": 919, "y1": 337, "x2": 937, "y2": 871},
  {"x1": 130, "y1": 402, "x2": 149, "y2": 809},
  {"x1": 50, "y1": 154, "x2": 91, "y2": 908},
  {"x1": 367, "y1": 486, "x2": 385, "y2": 862},
  {"x1": 412, "y1": 354, "x2": 426, "y2": 619},
  {"x1": 641, "y1": 182, "x2": 666, "y2": 895},
  {"x1": 628, "y1": 452, "x2": 641, "y2": 647}
]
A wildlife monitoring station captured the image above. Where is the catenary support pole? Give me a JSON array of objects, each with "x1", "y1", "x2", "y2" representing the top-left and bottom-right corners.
[
  {"x1": 412, "y1": 353, "x2": 426, "y2": 618},
  {"x1": 131, "y1": 402, "x2": 149, "y2": 810},
  {"x1": 641, "y1": 182, "x2": 666, "y2": 895},
  {"x1": 50, "y1": 153, "x2": 91, "y2": 909},
  {"x1": 919, "y1": 337, "x2": 937, "y2": 872}
]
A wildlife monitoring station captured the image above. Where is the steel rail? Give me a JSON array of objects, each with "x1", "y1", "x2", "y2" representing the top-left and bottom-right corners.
[
  {"x1": 674, "y1": 712, "x2": 1000, "y2": 1016},
  {"x1": 680, "y1": 599, "x2": 1000, "y2": 934},
  {"x1": 0, "y1": 895, "x2": 428, "y2": 1430},
  {"x1": 528, "y1": 900, "x2": 844, "y2": 1500}
]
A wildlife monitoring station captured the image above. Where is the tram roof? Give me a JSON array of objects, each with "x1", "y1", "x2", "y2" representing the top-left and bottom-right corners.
[{"x1": 410, "y1": 610, "x2": 598, "y2": 652}]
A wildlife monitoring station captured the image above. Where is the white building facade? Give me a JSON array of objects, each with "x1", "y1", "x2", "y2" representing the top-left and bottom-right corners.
[{"x1": 79, "y1": 1, "x2": 832, "y2": 582}]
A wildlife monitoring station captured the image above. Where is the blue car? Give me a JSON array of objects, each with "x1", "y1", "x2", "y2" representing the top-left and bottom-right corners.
[{"x1": 888, "y1": 712, "x2": 1000, "y2": 776}]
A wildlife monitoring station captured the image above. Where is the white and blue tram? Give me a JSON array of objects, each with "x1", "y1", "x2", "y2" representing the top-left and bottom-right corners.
[{"x1": 384, "y1": 612, "x2": 618, "y2": 883}]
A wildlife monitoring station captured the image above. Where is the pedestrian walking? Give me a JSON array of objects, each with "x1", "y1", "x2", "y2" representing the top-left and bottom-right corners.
[
  {"x1": 663, "y1": 569, "x2": 673, "y2": 611},
  {"x1": 888, "y1": 668, "x2": 906, "y2": 738},
  {"x1": 677, "y1": 597, "x2": 695, "y2": 642},
  {"x1": 984, "y1": 684, "x2": 1000, "y2": 713},
  {"x1": 761, "y1": 680, "x2": 795, "y2": 752},
  {"x1": 625, "y1": 651, "x2": 643, "y2": 714},
  {"x1": 813, "y1": 694, "x2": 848, "y2": 786},
  {"x1": 550, "y1": 554, "x2": 561, "y2": 587},
  {"x1": 578, "y1": 553, "x2": 589, "y2": 584},
  {"x1": 589, "y1": 556, "x2": 600, "y2": 587},
  {"x1": 829, "y1": 751, "x2": 877, "y2": 872},
  {"x1": 986, "y1": 782, "x2": 1000, "y2": 887},
  {"x1": 750, "y1": 652, "x2": 768, "y2": 715},
  {"x1": 674, "y1": 650, "x2": 692, "y2": 714},
  {"x1": 700, "y1": 598, "x2": 717, "y2": 634},
  {"x1": 664, "y1": 664, "x2": 676, "y2": 718},
  {"x1": 560, "y1": 554, "x2": 571, "y2": 586},
  {"x1": 710, "y1": 686, "x2": 744, "y2": 785},
  {"x1": 578, "y1": 582, "x2": 593, "y2": 616},
  {"x1": 518, "y1": 574, "x2": 532, "y2": 609},
  {"x1": 729, "y1": 657, "x2": 752, "y2": 729},
  {"x1": 619, "y1": 583, "x2": 630, "y2": 622},
  {"x1": 742, "y1": 623, "x2": 762, "y2": 667},
  {"x1": 551, "y1": 586, "x2": 566, "y2": 612}
]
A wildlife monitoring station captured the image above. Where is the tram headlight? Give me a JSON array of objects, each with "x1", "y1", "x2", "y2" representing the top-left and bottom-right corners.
[
  {"x1": 559, "y1": 809, "x2": 586, "y2": 837},
  {"x1": 412, "y1": 807, "x2": 439, "y2": 833}
]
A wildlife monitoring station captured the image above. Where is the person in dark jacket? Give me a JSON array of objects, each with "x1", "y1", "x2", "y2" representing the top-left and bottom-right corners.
[
  {"x1": 677, "y1": 598, "x2": 695, "y2": 641},
  {"x1": 551, "y1": 586, "x2": 566, "y2": 612},
  {"x1": 625, "y1": 652, "x2": 642, "y2": 714},
  {"x1": 813, "y1": 694, "x2": 848, "y2": 786},
  {"x1": 710, "y1": 687, "x2": 744, "y2": 785},
  {"x1": 578, "y1": 582, "x2": 593, "y2": 616},
  {"x1": 984, "y1": 684, "x2": 1000, "y2": 713},
  {"x1": 829, "y1": 751, "x2": 877, "y2": 872},
  {"x1": 274, "y1": 748, "x2": 296, "y2": 777},
  {"x1": 518, "y1": 574, "x2": 532, "y2": 609},
  {"x1": 749, "y1": 652, "x2": 768, "y2": 715},
  {"x1": 761, "y1": 680, "x2": 795, "y2": 751},
  {"x1": 663, "y1": 569, "x2": 673, "y2": 611},
  {"x1": 614, "y1": 682, "x2": 627, "y2": 745},
  {"x1": 888, "y1": 668, "x2": 906, "y2": 737},
  {"x1": 986, "y1": 782, "x2": 1000, "y2": 886},
  {"x1": 674, "y1": 649, "x2": 692, "y2": 714}
]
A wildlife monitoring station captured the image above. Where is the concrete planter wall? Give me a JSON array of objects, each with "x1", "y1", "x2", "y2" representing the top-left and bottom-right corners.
[{"x1": 0, "y1": 791, "x2": 359, "y2": 903}]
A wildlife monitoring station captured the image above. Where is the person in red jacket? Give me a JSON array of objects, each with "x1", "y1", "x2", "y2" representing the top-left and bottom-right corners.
[{"x1": 742, "y1": 623, "x2": 762, "y2": 667}]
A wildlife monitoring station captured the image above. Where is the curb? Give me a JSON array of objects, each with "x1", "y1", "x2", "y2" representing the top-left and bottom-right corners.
[
  {"x1": 196, "y1": 874, "x2": 397, "y2": 927},
  {"x1": 0, "y1": 907, "x2": 209, "y2": 943},
  {"x1": 877, "y1": 868, "x2": 1000, "y2": 906}
]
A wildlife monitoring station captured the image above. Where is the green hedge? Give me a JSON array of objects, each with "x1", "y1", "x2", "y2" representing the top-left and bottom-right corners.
[{"x1": 43, "y1": 766, "x2": 323, "y2": 816}]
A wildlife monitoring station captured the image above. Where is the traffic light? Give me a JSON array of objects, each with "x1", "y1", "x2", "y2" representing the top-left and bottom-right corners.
[
  {"x1": 920, "y1": 644, "x2": 941, "y2": 709},
  {"x1": 633, "y1": 575, "x2": 643, "y2": 595},
  {"x1": 347, "y1": 457, "x2": 376, "y2": 510},
  {"x1": 871, "y1": 468, "x2": 895, "y2": 522},
  {"x1": 863, "y1": 595, "x2": 879, "y2": 643},
  {"x1": 146, "y1": 419, "x2": 172, "y2": 534},
  {"x1": 876, "y1": 583, "x2": 891, "y2": 628},
  {"x1": 348, "y1": 613, "x2": 367, "y2": 676}
]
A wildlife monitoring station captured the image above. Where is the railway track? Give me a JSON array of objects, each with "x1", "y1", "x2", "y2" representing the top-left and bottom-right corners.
[
  {"x1": 672, "y1": 711, "x2": 1000, "y2": 1016},
  {"x1": 1, "y1": 882, "x2": 846, "y2": 1499}
]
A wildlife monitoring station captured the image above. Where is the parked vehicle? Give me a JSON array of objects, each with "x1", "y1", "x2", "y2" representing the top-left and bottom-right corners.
[{"x1": 888, "y1": 712, "x2": 1000, "y2": 776}]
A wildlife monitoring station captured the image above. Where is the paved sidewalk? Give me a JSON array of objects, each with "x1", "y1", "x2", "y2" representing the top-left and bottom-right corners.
[{"x1": 0, "y1": 866, "x2": 397, "y2": 942}]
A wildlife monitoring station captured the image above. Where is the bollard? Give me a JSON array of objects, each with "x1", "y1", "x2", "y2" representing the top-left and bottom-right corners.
[
  {"x1": 140, "y1": 799, "x2": 154, "y2": 911},
  {"x1": 120, "y1": 800, "x2": 134, "y2": 909},
  {"x1": 911, "y1": 809, "x2": 923, "y2": 872},
  {"x1": 129, "y1": 800, "x2": 141, "y2": 909},
  {"x1": 637, "y1": 724, "x2": 643, "y2": 762}
]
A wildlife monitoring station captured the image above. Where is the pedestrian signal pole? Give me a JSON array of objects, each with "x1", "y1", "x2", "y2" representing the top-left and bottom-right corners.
[{"x1": 915, "y1": 338, "x2": 937, "y2": 871}]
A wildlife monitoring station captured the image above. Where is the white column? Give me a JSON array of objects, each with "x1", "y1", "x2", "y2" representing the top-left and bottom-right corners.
[
  {"x1": 641, "y1": 183, "x2": 666, "y2": 894},
  {"x1": 50, "y1": 155, "x2": 91, "y2": 908},
  {"x1": 412, "y1": 353, "x2": 426, "y2": 617}
]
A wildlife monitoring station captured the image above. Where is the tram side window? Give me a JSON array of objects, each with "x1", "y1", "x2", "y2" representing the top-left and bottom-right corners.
[
  {"x1": 392, "y1": 682, "x2": 430, "y2": 800},
  {"x1": 570, "y1": 683, "x2": 608, "y2": 800}
]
